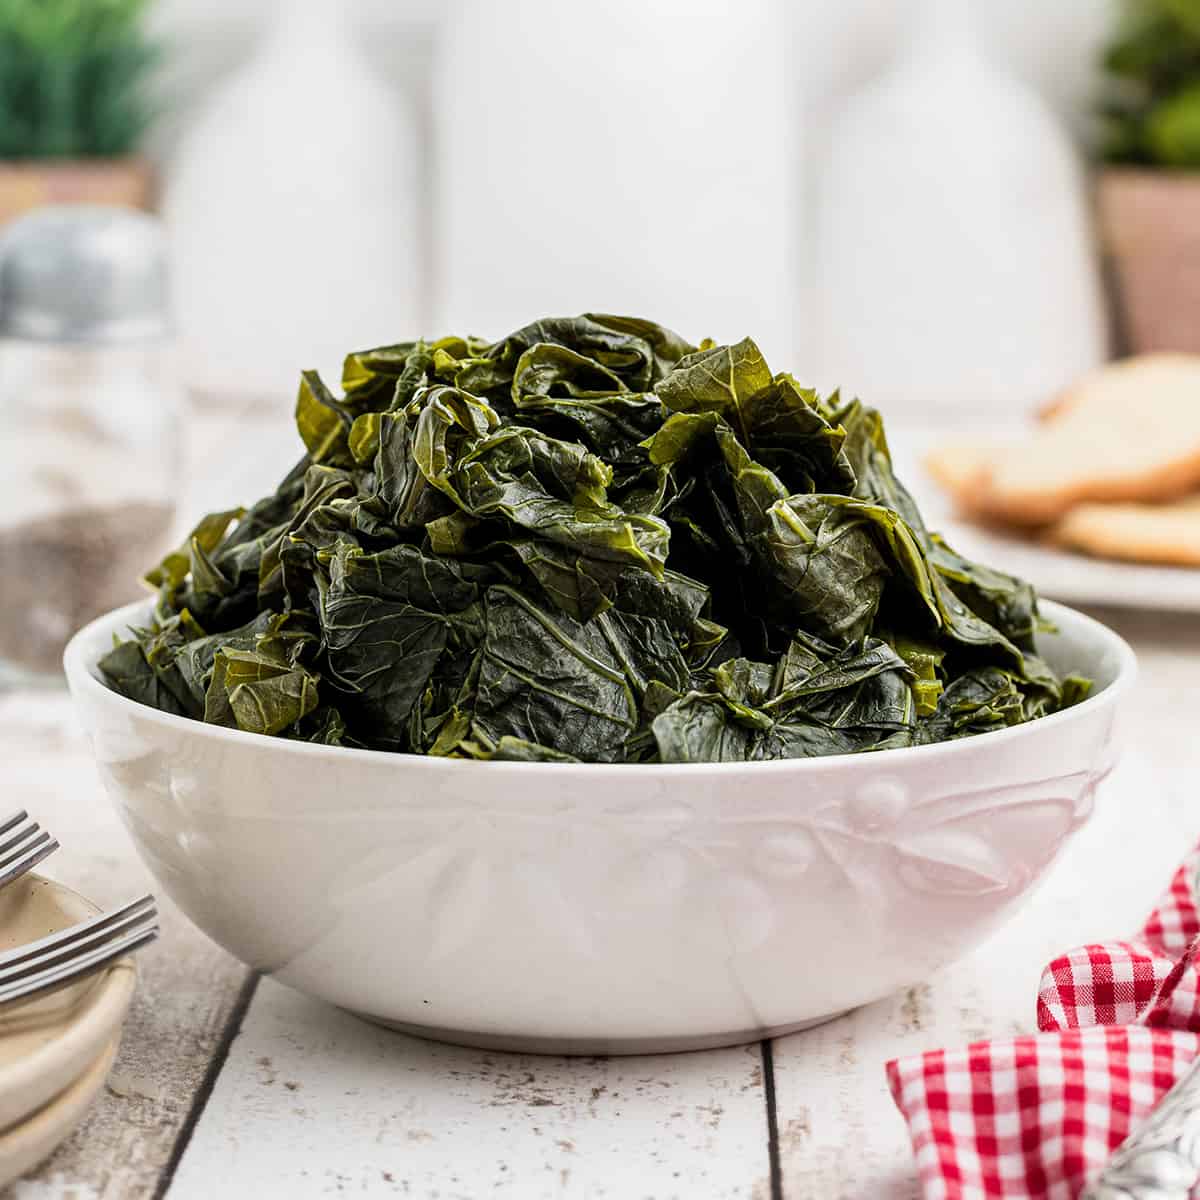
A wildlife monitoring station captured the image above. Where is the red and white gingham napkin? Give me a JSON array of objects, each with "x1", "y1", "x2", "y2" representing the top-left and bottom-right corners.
[{"x1": 887, "y1": 845, "x2": 1200, "y2": 1199}]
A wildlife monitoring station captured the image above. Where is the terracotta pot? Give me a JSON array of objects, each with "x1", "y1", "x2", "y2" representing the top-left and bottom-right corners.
[
  {"x1": 1098, "y1": 168, "x2": 1200, "y2": 354},
  {"x1": 0, "y1": 158, "x2": 153, "y2": 224}
]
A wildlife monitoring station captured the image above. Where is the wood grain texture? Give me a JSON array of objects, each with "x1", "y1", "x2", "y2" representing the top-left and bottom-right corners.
[
  {"x1": 772, "y1": 604, "x2": 1200, "y2": 1199},
  {"x1": 170, "y1": 979, "x2": 772, "y2": 1200},
  {"x1": 771, "y1": 765, "x2": 1163, "y2": 1198},
  {"x1": 5, "y1": 448, "x2": 1200, "y2": 1200},
  {"x1": 0, "y1": 397, "x2": 287, "y2": 1199},
  {"x1": 0, "y1": 693, "x2": 251, "y2": 1200}
]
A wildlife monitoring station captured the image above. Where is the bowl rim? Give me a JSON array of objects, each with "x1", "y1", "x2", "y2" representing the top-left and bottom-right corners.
[{"x1": 64, "y1": 596, "x2": 1137, "y2": 776}]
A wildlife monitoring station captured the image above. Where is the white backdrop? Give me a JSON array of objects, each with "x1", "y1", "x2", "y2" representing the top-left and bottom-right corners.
[
  {"x1": 147, "y1": 0, "x2": 1115, "y2": 149},
  {"x1": 144, "y1": 0, "x2": 1119, "y2": 401}
]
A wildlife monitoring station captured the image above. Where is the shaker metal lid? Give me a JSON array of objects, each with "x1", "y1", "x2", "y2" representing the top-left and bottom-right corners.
[{"x1": 0, "y1": 205, "x2": 169, "y2": 343}]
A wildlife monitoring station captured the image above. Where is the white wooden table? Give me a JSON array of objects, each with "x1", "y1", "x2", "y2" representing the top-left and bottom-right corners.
[{"x1": 5, "y1": 407, "x2": 1199, "y2": 1199}]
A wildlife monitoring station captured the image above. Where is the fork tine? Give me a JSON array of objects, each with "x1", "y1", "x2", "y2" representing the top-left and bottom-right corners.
[
  {"x1": 0, "y1": 811, "x2": 28, "y2": 840},
  {"x1": 0, "y1": 894, "x2": 155, "y2": 976},
  {"x1": 0, "y1": 827, "x2": 42, "y2": 866},
  {"x1": 0, "y1": 825, "x2": 50, "y2": 868},
  {"x1": 0, "y1": 898, "x2": 158, "y2": 984},
  {"x1": 0, "y1": 820, "x2": 44, "y2": 861},
  {"x1": 0, "y1": 920, "x2": 159, "y2": 1010},
  {"x1": 0, "y1": 833, "x2": 58, "y2": 891},
  {"x1": 0, "y1": 913, "x2": 158, "y2": 989}
]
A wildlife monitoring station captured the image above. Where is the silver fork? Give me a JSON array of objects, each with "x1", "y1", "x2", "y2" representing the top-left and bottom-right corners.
[
  {"x1": 1082, "y1": 1055, "x2": 1200, "y2": 1199},
  {"x1": 0, "y1": 894, "x2": 159, "y2": 1010},
  {"x1": 0, "y1": 810, "x2": 59, "y2": 890}
]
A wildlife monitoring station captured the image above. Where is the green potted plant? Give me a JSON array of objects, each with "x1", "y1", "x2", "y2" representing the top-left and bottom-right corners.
[
  {"x1": 0, "y1": 0, "x2": 158, "y2": 222},
  {"x1": 1098, "y1": 0, "x2": 1200, "y2": 352}
]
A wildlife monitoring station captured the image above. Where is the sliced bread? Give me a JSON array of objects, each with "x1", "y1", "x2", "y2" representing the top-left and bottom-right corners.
[
  {"x1": 923, "y1": 441, "x2": 991, "y2": 510},
  {"x1": 929, "y1": 355, "x2": 1200, "y2": 525},
  {"x1": 1050, "y1": 495, "x2": 1200, "y2": 566}
]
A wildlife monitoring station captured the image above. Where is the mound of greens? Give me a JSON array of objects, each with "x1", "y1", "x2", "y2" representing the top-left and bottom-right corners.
[{"x1": 100, "y1": 315, "x2": 1089, "y2": 762}]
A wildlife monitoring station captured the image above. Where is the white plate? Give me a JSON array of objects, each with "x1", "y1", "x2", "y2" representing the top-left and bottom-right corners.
[
  {"x1": 0, "y1": 1036, "x2": 118, "y2": 1189},
  {"x1": 892, "y1": 430, "x2": 1200, "y2": 613},
  {"x1": 924, "y1": 517, "x2": 1200, "y2": 613},
  {"x1": 0, "y1": 875, "x2": 135, "y2": 1131}
]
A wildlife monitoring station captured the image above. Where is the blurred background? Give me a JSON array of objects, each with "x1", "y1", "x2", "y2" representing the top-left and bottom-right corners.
[
  {"x1": 150, "y1": 0, "x2": 1117, "y2": 407},
  {"x1": 4, "y1": 0, "x2": 1199, "y2": 681},
  {"x1": 1, "y1": 0, "x2": 1126, "y2": 404}
]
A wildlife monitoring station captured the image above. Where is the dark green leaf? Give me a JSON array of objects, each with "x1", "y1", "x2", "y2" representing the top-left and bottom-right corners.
[
  {"x1": 655, "y1": 337, "x2": 773, "y2": 439},
  {"x1": 319, "y1": 542, "x2": 498, "y2": 750},
  {"x1": 100, "y1": 312, "x2": 1088, "y2": 761},
  {"x1": 469, "y1": 585, "x2": 687, "y2": 762},
  {"x1": 295, "y1": 370, "x2": 355, "y2": 467}
]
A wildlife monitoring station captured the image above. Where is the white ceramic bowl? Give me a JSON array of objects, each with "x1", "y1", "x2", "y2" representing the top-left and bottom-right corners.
[{"x1": 65, "y1": 598, "x2": 1134, "y2": 1055}]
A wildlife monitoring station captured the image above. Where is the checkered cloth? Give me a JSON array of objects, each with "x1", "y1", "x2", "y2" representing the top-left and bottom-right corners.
[{"x1": 887, "y1": 845, "x2": 1200, "y2": 1199}]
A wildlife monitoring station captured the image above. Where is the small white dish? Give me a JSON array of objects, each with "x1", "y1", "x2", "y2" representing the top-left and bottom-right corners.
[
  {"x1": 0, "y1": 875, "x2": 136, "y2": 1131},
  {"x1": 0, "y1": 1036, "x2": 118, "y2": 1189},
  {"x1": 66, "y1": 598, "x2": 1134, "y2": 1055}
]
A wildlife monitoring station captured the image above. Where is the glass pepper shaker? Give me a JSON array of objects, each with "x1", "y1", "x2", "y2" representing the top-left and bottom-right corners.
[{"x1": 0, "y1": 205, "x2": 182, "y2": 686}]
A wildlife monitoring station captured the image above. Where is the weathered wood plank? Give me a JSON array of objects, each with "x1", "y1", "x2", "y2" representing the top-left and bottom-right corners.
[
  {"x1": 8, "y1": 393, "x2": 1200, "y2": 1200},
  {"x1": 772, "y1": 604, "x2": 1200, "y2": 1199},
  {"x1": 163, "y1": 390, "x2": 779, "y2": 1199},
  {"x1": 0, "y1": 693, "x2": 251, "y2": 1200},
  {"x1": 170, "y1": 978, "x2": 772, "y2": 1200},
  {"x1": 0, "y1": 397, "x2": 300, "y2": 1198},
  {"x1": 770, "y1": 751, "x2": 1175, "y2": 1199}
]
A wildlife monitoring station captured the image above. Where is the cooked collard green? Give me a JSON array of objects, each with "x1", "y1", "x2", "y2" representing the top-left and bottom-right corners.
[{"x1": 100, "y1": 315, "x2": 1089, "y2": 762}]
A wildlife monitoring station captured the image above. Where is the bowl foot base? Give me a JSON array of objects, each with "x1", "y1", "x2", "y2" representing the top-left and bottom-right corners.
[{"x1": 348, "y1": 1010, "x2": 852, "y2": 1056}]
